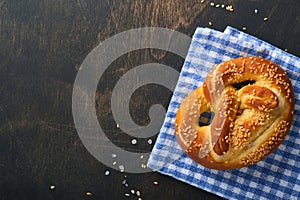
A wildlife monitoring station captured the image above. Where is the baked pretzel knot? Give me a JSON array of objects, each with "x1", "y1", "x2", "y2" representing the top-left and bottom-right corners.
[{"x1": 175, "y1": 57, "x2": 294, "y2": 170}]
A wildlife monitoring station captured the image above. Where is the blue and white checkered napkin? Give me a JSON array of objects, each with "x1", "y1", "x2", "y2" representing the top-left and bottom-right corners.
[{"x1": 147, "y1": 26, "x2": 300, "y2": 200}]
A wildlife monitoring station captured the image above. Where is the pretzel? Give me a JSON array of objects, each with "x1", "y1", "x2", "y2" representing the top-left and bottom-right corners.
[{"x1": 175, "y1": 57, "x2": 294, "y2": 170}]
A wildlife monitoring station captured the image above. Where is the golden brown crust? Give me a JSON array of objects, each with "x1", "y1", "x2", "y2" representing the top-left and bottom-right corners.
[{"x1": 175, "y1": 57, "x2": 294, "y2": 170}]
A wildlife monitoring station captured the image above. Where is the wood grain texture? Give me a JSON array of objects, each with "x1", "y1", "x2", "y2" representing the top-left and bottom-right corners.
[{"x1": 0, "y1": 0, "x2": 299, "y2": 199}]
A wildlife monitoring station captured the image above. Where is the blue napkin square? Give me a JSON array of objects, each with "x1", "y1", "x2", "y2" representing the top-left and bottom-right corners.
[{"x1": 147, "y1": 26, "x2": 300, "y2": 200}]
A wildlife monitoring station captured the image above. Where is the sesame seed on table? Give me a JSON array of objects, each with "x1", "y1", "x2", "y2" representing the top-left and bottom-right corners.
[{"x1": 0, "y1": 0, "x2": 299, "y2": 200}]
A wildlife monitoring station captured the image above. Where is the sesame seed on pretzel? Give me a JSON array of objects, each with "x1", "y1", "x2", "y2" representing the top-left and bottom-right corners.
[{"x1": 175, "y1": 57, "x2": 294, "y2": 170}]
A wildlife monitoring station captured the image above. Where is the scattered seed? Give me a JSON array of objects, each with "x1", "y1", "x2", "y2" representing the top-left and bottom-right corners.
[
  {"x1": 111, "y1": 153, "x2": 117, "y2": 158},
  {"x1": 141, "y1": 164, "x2": 147, "y2": 169},
  {"x1": 86, "y1": 191, "x2": 92, "y2": 196},
  {"x1": 264, "y1": 17, "x2": 268, "y2": 21},
  {"x1": 124, "y1": 193, "x2": 130, "y2": 197},
  {"x1": 138, "y1": 198, "x2": 142, "y2": 200},
  {"x1": 210, "y1": 2, "x2": 215, "y2": 6},
  {"x1": 131, "y1": 189, "x2": 135, "y2": 194},
  {"x1": 140, "y1": 155, "x2": 144, "y2": 159},
  {"x1": 242, "y1": 27, "x2": 247, "y2": 31},
  {"x1": 221, "y1": 4, "x2": 225, "y2": 8},
  {"x1": 147, "y1": 139, "x2": 153, "y2": 145},
  {"x1": 116, "y1": 124, "x2": 120, "y2": 128},
  {"x1": 131, "y1": 139, "x2": 137, "y2": 145},
  {"x1": 200, "y1": 0, "x2": 205, "y2": 3},
  {"x1": 104, "y1": 170, "x2": 110, "y2": 176},
  {"x1": 121, "y1": 179, "x2": 129, "y2": 187},
  {"x1": 136, "y1": 190, "x2": 141, "y2": 196},
  {"x1": 254, "y1": 9, "x2": 258, "y2": 13},
  {"x1": 119, "y1": 165, "x2": 125, "y2": 172},
  {"x1": 208, "y1": 21, "x2": 213, "y2": 26},
  {"x1": 113, "y1": 161, "x2": 117, "y2": 165},
  {"x1": 153, "y1": 181, "x2": 159, "y2": 185},
  {"x1": 284, "y1": 49, "x2": 288, "y2": 52},
  {"x1": 49, "y1": 185, "x2": 55, "y2": 190},
  {"x1": 216, "y1": 4, "x2": 220, "y2": 8},
  {"x1": 226, "y1": 5, "x2": 234, "y2": 12}
]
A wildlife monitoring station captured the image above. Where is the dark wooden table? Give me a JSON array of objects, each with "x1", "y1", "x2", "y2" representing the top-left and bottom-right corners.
[{"x1": 1, "y1": 0, "x2": 299, "y2": 199}]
